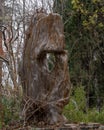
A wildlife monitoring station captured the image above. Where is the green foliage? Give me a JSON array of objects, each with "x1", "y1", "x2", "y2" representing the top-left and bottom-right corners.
[
  {"x1": 53, "y1": 0, "x2": 104, "y2": 107},
  {"x1": 73, "y1": 86, "x2": 86, "y2": 111},
  {"x1": 64, "y1": 86, "x2": 104, "y2": 123},
  {"x1": 0, "y1": 96, "x2": 20, "y2": 127},
  {"x1": 64, "y1": 86, "x2": 87, "y2": 122},
  {"x1": 2, "y1": 97, "x2": 18, "y2": 123},
  {"x1": 65, "y1": 86, "x2": 86, "y2": 111},
  {"x1": 87, "y1": 108, "x2": 104, "y2": 124},
  {"x1": 53, "y1": 0, "x2": 104, "y2": 123}
]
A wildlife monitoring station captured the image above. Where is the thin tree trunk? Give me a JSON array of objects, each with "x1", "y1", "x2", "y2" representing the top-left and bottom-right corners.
[
  {"x1": 0, "y1": 0, "x2": 4, "y2": 85},
  {"x1": 23, "y1": 0, "x2": 25, "y2": 39}
]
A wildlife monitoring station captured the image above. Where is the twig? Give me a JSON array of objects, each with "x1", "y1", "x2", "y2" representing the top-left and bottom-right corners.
[
  {"x1": 0, "y1": 55, "x2": 9, "y2": 64},
  {"x1": 0, "y1": 26, "x2": 9, "y2": 50}
]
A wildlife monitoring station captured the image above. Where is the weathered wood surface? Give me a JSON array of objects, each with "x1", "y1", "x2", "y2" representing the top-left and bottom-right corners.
[
  {"x1": 20, "y1": 12, "x2": 71, "y2": 125},
  {"x1": 2, "y1": 123, "x2": 104, "y2": 130},
  {"x1": 22, "y1": 124, "x2": 104, "y2": 130}
]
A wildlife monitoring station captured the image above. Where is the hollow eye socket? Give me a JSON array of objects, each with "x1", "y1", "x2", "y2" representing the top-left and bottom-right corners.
[{"x1": 46, "y1": 53, "x2": 56, "y2": 72}]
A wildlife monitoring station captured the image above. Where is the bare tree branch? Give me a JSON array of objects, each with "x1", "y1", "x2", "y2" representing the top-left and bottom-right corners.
[{"x1": 0, "y1": 55, "x2": 9, "y2": 64}]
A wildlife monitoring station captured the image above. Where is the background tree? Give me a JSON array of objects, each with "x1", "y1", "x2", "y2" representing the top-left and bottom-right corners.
[
  {"x1": 53, "y1": 0, "x2": 104, "y2": 109},
  {"x1": 0, "y1": 0, "x2": 5, "y2": 85}
]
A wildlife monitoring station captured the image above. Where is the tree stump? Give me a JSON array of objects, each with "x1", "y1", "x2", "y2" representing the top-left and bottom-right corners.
[{"x1": 20, "y1": 12, "x2": 71, "y2": 125}]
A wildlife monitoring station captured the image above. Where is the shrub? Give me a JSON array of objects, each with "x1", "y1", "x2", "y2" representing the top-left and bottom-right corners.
[
  {"x1": 64, "y1": 86, "x2": 104, "y2": 124},
  {"x1": 0, "y1": 96, "x2": 20, "y2": 127}
]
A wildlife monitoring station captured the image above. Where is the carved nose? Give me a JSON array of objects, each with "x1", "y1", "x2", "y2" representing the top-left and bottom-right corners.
[{"x1": 59, "y1": 34, "x2": 65, "y2": 42}]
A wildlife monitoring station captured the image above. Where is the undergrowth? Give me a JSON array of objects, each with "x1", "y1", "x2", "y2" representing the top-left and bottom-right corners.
[
  {"x1": 0, "y1": 86, "x2": 104, "y2": 129},
  {"x1": 64, "y1": 86, "x2": 104, "y2": 124},
  {"x1": 0, "y1": 95, "x2": 21, "y2": 128}
]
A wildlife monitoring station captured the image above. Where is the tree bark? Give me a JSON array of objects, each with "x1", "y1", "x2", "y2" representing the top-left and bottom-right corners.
[{"x1": 0, "y1": 0, "x2": 4, "y2": 85}]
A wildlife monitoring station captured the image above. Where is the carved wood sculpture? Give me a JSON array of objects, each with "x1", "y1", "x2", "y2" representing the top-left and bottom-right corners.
[{"x1": 20, "y1": 12, "x2": 71, "y2": 125}]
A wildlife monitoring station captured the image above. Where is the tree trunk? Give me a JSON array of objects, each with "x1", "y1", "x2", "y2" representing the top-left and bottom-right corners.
[
  {"x1": 20, "y1": 12, "x2": 71, "y2": 125},
  {"x1": 0, "y1": 0, "x2": 4, "y2": 85},
  {"x1": 0, "y1": 32, "x2": 3, "y2": 84}
]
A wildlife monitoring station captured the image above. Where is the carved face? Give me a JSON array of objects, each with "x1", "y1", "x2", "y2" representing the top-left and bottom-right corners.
[
  {"x1": 22, "y1": 13, "x2": 70, "y2": 125},
  {"x1": 23, "y1": 13, "x2": 70, "y2": 102}
]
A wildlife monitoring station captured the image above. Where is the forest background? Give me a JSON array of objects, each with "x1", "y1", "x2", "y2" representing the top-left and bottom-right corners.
[{"x1": 0, "y1": 0, "x2": 104, "y2": 128}]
